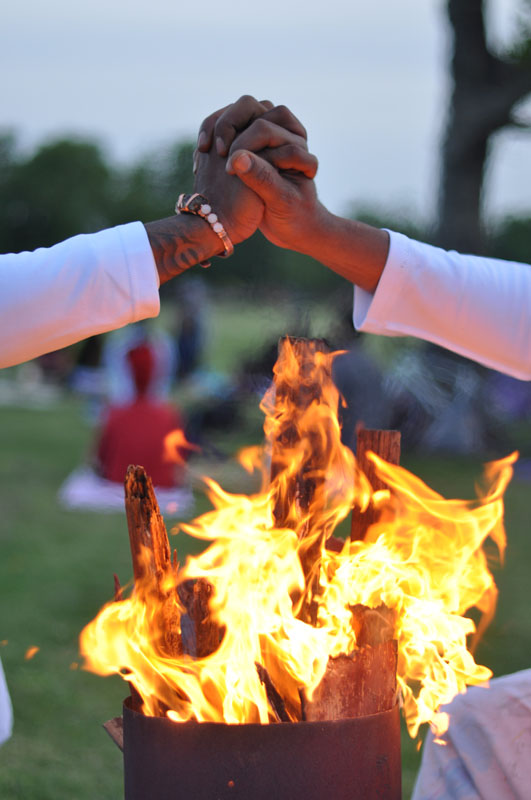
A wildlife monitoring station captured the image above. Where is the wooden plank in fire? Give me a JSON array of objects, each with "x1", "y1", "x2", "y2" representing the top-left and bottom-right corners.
[
  {"x1": 123, "y1": 466, "x2": 221, "y2": 662},
  {"x1": 351, "y1": 428, "x2": 401, "y2": 541},
  {"x1": 270, "y1": 336, "x2": 333, "y2": 626},
  {"x1": 301, "y1": 604, "x2": 398, "y2": 721}
]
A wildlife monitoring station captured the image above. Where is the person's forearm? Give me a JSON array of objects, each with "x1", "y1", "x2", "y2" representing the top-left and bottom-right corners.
[
  {"x1": 0, "y1": 222, "x2": 159, "y2": 369},
  {"x1": 355, "y1": 230, "x2": 531, "y2": 380},
  {"x1": 145, "y1": 213, "x2": 225, "y2": 284},
  {"x1": 298, "y1": 210, "x2": 390, "y2": 293}
]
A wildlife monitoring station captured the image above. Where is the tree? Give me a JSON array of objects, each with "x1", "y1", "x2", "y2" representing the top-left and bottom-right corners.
[
  {"x1": 0, "y1": 138, "x2": 113, "y2": 253},
  {"x1": 437, "y1": 0, "x2": 531, "y2": 252}
]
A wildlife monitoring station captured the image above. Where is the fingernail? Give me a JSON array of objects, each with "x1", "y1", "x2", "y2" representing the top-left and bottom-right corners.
[
  {"x1": 233, "y1": 153, "x2": 252, "y2": 173},
  {"x1": 216, "y1": 136, "x2": 226, "y2": 156},
  {"x1": 197, "y1": 131, "x2": 208, "y2": 150},
  {"x1": 192, "y1": 150, "x2": 199, "y2": 174}
]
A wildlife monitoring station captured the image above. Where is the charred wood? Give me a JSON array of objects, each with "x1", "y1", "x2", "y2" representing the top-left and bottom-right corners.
[
  {"x1": 124, "y1": 465, "x2": 181, "y2": 659},
  {"x1": 255, "y1": 663, "x2": 291, "y2": 723},
  {"x1": 177, "y1": 578, "x2": 222, "y2": 659}
]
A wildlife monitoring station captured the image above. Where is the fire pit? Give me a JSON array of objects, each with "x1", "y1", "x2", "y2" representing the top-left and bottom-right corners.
[
  {"x1": 80, "y1": 337, "x2": 514, "y2": 800},
  {"x1": 123, "y1": 698, "x2": 401, "y2": 800}
]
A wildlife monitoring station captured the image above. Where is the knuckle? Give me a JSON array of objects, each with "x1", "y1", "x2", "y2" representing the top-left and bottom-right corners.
[
  {"x1": 254, "y1": 117, "x2": 271, "y2": 136},
  {"x1": 213, "y1": 116, "x2": 228, "y2": 137},
  {"x1": 237, "y1": 93, "x2": 257, "y2": 106},
  {"x1": 274, "y1": 104, "x2": 290, "y2": 119}
]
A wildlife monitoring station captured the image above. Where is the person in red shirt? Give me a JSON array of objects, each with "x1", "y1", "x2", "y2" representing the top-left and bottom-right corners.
[{"x1": 97, "y1": 343, "x2": 185, "y2": 487}]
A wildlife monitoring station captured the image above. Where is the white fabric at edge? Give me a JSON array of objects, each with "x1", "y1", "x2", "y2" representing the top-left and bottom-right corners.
[{"x1": 0, "y1": 656, "x2": 13, "y2": 746}]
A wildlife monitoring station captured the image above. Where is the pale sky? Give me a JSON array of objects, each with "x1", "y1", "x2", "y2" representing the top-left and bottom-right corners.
[{"x1": 2, "y1": 0, "x2": 530, "y2": 223}]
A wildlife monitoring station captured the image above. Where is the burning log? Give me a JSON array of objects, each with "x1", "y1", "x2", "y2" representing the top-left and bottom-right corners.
[
  {"x1": 351, "y1": 428, "x2": 401, "y2": 540},
  {"x1": 305, "y1": 426, "x2": 401, "y2": 722},
  {"x1": 124, "y1": 465, "x2": 173, "y2": 587},
  {"x1": 302, "y1": 604, "x2": 398, "y2": 721},
  {"x1": 177, "y1": 578, "x2": 222, "y2": 659},
  {"x1": 255, "y1": 663, "x2": 290, "y2": 723},
  {"x1": 269, "y1": 341, "x2": 399, "y2": 723},
  {"x1": 270, "y1": 336, "x2": 333, "y2": 625},
  {"x1": 124, "y1": 466, "x2": 182, "y2": 659},
  {"x1": 124, "y1": 465, "x2": 221, "y2": 664}
]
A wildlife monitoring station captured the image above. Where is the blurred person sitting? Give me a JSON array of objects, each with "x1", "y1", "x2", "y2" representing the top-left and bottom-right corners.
[
  {"x1": 59, "y1": 342, "x2": 193, "y2": 515},
  {"x1": 96, "y1": 342, "x2": 183, "y2": 486}
]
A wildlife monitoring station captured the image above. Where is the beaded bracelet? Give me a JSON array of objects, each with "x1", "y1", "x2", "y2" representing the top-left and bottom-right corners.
[{"x1": 175, "y1": 193, "x2": 234, "y2": 268}]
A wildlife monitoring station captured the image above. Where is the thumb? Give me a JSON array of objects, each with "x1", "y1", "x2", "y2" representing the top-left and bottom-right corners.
[{"x1": 227, "y1": 150, "x2": 285, "y2": 204}]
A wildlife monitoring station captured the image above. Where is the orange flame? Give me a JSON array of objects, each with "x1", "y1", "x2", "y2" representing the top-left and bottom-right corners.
[
  {"x1": 163, "y1": 429, "x2": 199, "y2": 465},
  {"x1": 80, "y1": 339, "x2": 514, "y2": 737}
]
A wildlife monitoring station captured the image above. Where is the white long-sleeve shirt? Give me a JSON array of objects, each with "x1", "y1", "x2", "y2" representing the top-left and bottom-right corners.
[
  {"x1": 354, "y1": 230, "x2": 531, "y2": 381},
  {"x1": 0, "y1": 221, "x2": 160, "y2": 368}
]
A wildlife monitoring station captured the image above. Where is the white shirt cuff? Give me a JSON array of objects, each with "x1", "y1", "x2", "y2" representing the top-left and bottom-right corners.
[
  {"x1": 353, "y1": 229, "x2": 411, "y2": 337},
  {"x1": 115, "y1": 221, "x2": 160, "y2": 321}
]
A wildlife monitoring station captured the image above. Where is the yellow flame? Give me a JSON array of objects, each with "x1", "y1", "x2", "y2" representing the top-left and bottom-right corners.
[{"x1": 80, "y1": 340, "x2": 514, "y2": 737}]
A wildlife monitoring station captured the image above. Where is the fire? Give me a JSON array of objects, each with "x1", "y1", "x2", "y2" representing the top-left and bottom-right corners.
[
  {"x1": 162, "y1": 429, "x2": 199, "y2": 464},
  {"x1": 80, "y1": 339, "x2": 514, "y2": 738}
]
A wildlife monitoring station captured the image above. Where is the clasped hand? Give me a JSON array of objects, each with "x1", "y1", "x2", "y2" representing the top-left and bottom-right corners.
[{"x1": 193, "y1": 95, "x2": 328, "y2": 256}]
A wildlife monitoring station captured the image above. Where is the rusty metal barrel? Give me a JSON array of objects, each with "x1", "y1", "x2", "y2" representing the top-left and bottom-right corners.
[{"x1": 122, "y1": 698, "x2": 401, "y2": 800}]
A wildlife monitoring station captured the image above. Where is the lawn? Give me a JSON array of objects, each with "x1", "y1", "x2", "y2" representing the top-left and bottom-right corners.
[{"x1": 0, "y1": 297, "x2": 530, "y2": 799}]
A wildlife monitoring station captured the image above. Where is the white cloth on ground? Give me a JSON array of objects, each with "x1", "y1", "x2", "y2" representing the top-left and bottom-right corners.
[
  {"x1": 412, "y1": 670, "x2": 531, "y2": 800},
  {"x1": 354, "y1": 230, "x2": 531, "y2": 381},
  {"x1": 58, "y1": 466, "x2": 194, "y2": 517},
  {"x1": 0, "y1": 221, "x2": 160, "y2": 368}
]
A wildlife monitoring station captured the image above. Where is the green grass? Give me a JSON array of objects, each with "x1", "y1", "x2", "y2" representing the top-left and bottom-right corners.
[{"x1": 1, "y1": 302, "x2": 530, "y2": 799}]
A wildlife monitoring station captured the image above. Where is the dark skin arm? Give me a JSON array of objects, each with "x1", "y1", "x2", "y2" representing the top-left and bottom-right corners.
[
  {"x1": 227, "y1": 150, "x2": 389, "y2": 293},
  {"x1": 144, "y1": 214, "x2": 223, "y2": 285}
]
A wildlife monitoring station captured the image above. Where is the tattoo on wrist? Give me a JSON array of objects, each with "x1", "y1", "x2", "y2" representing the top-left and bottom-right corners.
[{"x1": 145, "y1": 216, "x2": 221, "y2": 285}]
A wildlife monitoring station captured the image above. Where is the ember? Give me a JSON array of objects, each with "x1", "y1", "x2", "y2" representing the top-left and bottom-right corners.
[{"x1": 80, "y1": 337, "x2": 514, "y2": 744}]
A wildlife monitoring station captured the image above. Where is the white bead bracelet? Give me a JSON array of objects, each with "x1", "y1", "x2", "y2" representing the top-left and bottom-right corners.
[{"x1": 175, "y1": 193, "x2": 234, "y2": 268}]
